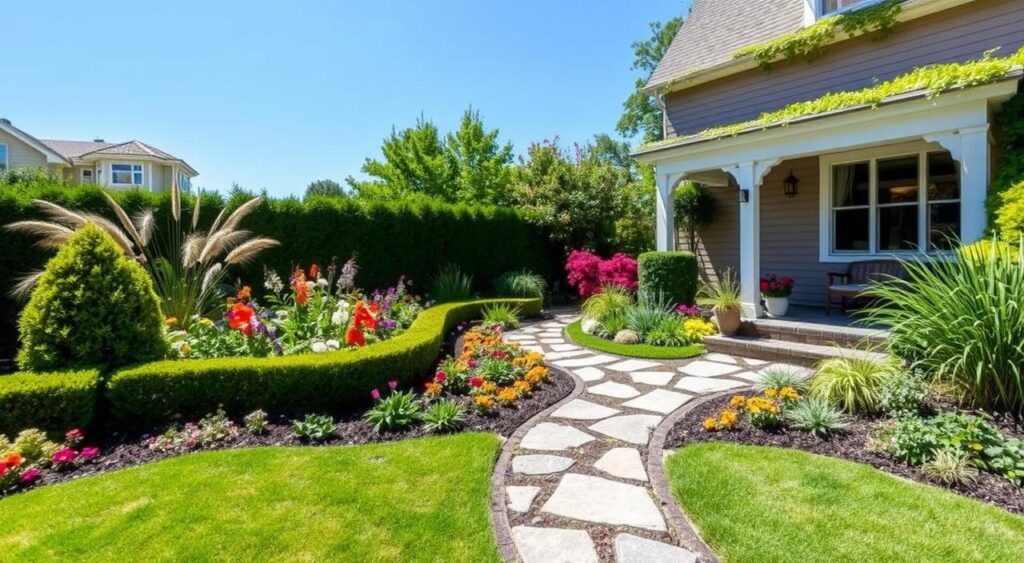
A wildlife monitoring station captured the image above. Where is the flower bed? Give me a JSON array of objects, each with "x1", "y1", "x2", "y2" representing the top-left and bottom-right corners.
[{"x1": 576, "y1": 286, "x2": 717, "y2": 349}]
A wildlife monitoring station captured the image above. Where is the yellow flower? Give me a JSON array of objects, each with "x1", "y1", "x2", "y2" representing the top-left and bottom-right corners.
[
  {"x1": 971, "y1": 442, "x2": 984, "y2": 451},
  {"x1": 703, "y1": 417, "x2": 717, "y2": 431},
  {"x1": 497, "y1": 387, "x2": 519, "y2": 405},
  {"x1": 199, "y1": 318, "x2": 214, "y2": 327},
  {"x1": 474, "y1": 395, "x2": 496, "y2": 412},
  {"x1": 718, "y1": 409, "x2": 739, "y2": 429},
  {"x1": 481, "y1": 382, "x2": 498, "y2": 395},
  {"x1": 527, "y1": 366, "x2": 550, "y2": 383},
  {"x1": 779, "y1": 386, "x2": 801, "y2": 401},
  {"x1": 765, "y1": 388, "x2": 778, "y2": 398},
  {"x1": 513, "y1": 380, "x2": 531, "y2": 396},
  {"x1": 180, "y1": 343, "x2": 191, "y2": 356},
  {"x1": 164, "y1": 316, "x2": 179, "y2": 327},
  {"x1": 729, "y1": 395, "x2": 747, "y2": 409}
]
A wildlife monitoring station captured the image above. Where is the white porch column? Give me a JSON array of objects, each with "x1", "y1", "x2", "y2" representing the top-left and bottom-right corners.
[
  {"x1": 655, "y1": 173, "x2": 677, "y2": 251},
  {"x1": 925, "y1": 125, "x2": 990, "y2": 244},
  {"x1": 727, "y1": 160, "x2": 778, "y2": 319}
]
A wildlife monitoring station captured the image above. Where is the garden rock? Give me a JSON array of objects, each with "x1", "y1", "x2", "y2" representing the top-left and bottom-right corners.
[
  {"x1": 512, "y1": 526, "x2": 599, "y2": 563},
  {"x1": 581, "y1": 319, "x2": 600, "y2": 335},
  {"x1": 541, "y1": 473, "x2": 667, "y2": 531},
  {"x1": 614, "y1": 329, "x2": 641, "y2": 344},
  {"x1": 512, "y1": 454, "x2": 576, "y2": 475}
]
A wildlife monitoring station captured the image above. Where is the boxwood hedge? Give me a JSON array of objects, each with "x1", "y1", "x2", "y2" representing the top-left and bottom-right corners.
[
  {"x1": 106, "y1": 298, "x2": 541, "y2": 429},
  {"x1": 0, "y1": 370, "x2": 101, "y2": 437},
  {"x1": 638, "y1": 251, "x2": 699, "y2": 306}
]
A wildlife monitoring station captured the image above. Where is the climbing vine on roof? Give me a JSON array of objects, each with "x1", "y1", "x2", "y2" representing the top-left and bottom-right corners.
[{"x1": 733, "y1": 0, "x2": 902, "y2": 70}]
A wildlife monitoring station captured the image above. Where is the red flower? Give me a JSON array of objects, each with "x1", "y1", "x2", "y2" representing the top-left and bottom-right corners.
[
  {"x1": 353, "y1": 302, "x2": 378, "y2": 331},
  {"x1": 345, "y1": 325, "x2": 366, "y2": 347},
  {"x1": 760, "y1": 281, "x2": 769, "y2": 291},
  {"x1": 470, "y1": 376, "x2": 484, "y2": 388},
  {"x1": 52, "y1": 447, "x2": 77, "y2": 466},
  {"x1": 309, "y1": 264, "x2": 320, "y2": 280},
  {"x1": 20, "y1": 468, "x2": 40, "y2": 483},
  {"x1": 228, "y1": 302, "x2": 255, "y2": 335},
  {"x1": 3, "y1": 453, "x2": 23, "y2": 467},
  {"x1": 80, "y1": 447, "x2": 100, "y2": 460},
  {"x1": 291, "y1": 268, "x2": 309, "y2": 305},
  {"x1": 0, "y1": 463, "x2": 7, "y2": 477},
  {"x1": 369, "y1": 302, "x2": 380, "y2": 315},
  {"x1": 435, "y1": 371, "x2": 447, "y2": 383}
]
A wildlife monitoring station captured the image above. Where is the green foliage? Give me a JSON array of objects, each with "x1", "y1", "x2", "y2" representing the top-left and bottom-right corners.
[
  {"x1": 754, "y1": 366, "x2": 808, "y2": 393},
  {"x1": 566, "y1": 319, "x2": 704, "y2": 360},
  {"x1": 988, "y1": 93, "x2": 1024, "y2": 232},
  {"x1": 865, "y1": 240, "x2": 1024, "y2": 414},
  {"x1": 304, "y1": 179, "x2": 345, "y2": 200},
  {"x1": 493, "y1": 270, "x2": 545, "y2": 299},
  {"x1": 422, "y1": 399, "x2": 466, "y2": 433},
  {"x1": 106, "y1": 299, "x2": 540, "y2": 430},
  {"x1": 595, "y1": 312, "x2": 628, "y2": 339},
  {"x1": 481, "y1": 303, "x2": 520, "y2": 330},
  {"x1": 364, "y1": 391, "x2": 422, "y2": 433},
  {"x1": 878, "y1": 372, "x2": 929, "y2": 418},
  {"x1": 445, "y1": 108, "x2": 515, "y2": 204},
  {"x1": 244, "y1": 409, "x2": 269, "y2": 435},
  {"x1": 581, "y1": 286, "x2": 633, "y2": 322},
  {"x1": 645, "y1": 316, "x2": 687, "y2": 347},
  {"x1": 0, "y1": 370, "x2": 100, "y2": 438},
  {"x1": 430, "y1": 265, "x2": 474, "y2": 303},
  {"x1": 624, "y1": 296, "x2": 675, "y2": 338},
  {"x1": 7, "y1": 429, "x2": 60, "y2": 465},
  {"x1": 698, "y1": 269, "x2": 741, "y2": 312},
  {"x1": 17, "y1": 224, "x2": 166, "y2": 371},
  {"x1": 995, "y1": 180, "x2": 1024, "y2": 237},
  {"x1": 733, "y1": 0, "x2": 902, "y2": 69},
  {"x1": 291, "y1": 414, "x2": 336, "y2": 442},
  {"x1": 785, "y1": 397, "x2": 848, "y2": 437},
  {"x1": 810, "y1": 354, "x2": 901, "y2": 414},
  {"x1": 673, "y1": 183, "x2": 715, "y2": 253},
  {"x1": 618, "y1": 17, "x2": 683, "y2": 143},
  {"x1": 637, "y1": 251, "x2": 699, "y2": 306},
  {"x1": 922, "y1": 448, "x2": 979, "y2": 486}
]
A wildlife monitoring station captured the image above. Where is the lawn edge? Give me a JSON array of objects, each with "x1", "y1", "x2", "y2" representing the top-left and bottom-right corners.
[{"x1": 564, "y1": 320, "x2": 705, "y2": 360}]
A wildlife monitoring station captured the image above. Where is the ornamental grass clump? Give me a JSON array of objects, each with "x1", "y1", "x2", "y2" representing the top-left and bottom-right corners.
[
  {"x1": 493, "y1": 270, "x2": 546, "y2": 299},
  {"x1": 786, "y1": 397, "x2": 849, "y2": 437},
  {"x1": 481, "y1": 303, "x2": 521, "y2": 330},
  {"x1": 581, "y1": 285, "x2": 633, "y2": 322},
  {"x1": 430, "y1": 265, "x2": 473, "y2": 303},
  {"x1": 865, "y1": 239, "x2": 1024, "y2": 414},
  {"x1": 810, "y1": 354, "x2": 901, "y2": 414}
]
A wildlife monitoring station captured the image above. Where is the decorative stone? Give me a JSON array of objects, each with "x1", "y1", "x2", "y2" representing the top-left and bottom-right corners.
[
  {"x1": 512, "y1": 526, "x2": 599, "y2": 563},
  {"x1": 675, "y1": 377, "x2": 747, "y2": 393},
  {"x1": 678, "y1": 360, "x2": 742, "y2": 378},
  {"x1": 551, "y1": 399, "x2": 620, "y2": 420},
  {"x1": 731, "y1": 370, "x2": 765, "y2": 382},
  {"x1": 512, "y1": 454, "x2": 576, "y2": 475},
  {"x1": 613, "y1": 329, "x2": 641, "y2": 344},
  {"x1": 588, "y1": 414, "x2": 662, "y2": 445},
  {"x1": 520, "y1": 343, "x2": 545, "y2": 353},
  {"x1": 594, "y1": 447, "x2": 647, "y2": 481},
  {"x1": 614, "y1": 533, "x2": 698, "y2": 563},
  {"x1": 574, "y1": 367, "x2": 605, "y2": 382},
  {"x1": 743, "y1": 357, "x2": 769, "y2": 366},
  {"x1": 554, "y1": 354, "x2": 618, "y2": 368},
  {"x1": 541, "y1": 474, "x2": 666, "y2": 531},
  {"x1": 607, "y1": 359, "x2": 662, "y2": 372},
  {"x1": 622, "y1": 389, "x2": 693, "y2": 414},
  {"x1": 506, "y1": 486, "x2": 540, "y2": 512},
  {"x1": 704, "y1": 352, "x2": 739, "y2": 364},
  {"x1": 581, "y1": 319, "x2": 600, "y2": 335},
  {"x1": 549, "y1": 343, "x2": 581, "y2": 352},
  {"x1": 588, "y1": 381, "x2": 641, "y2": 399},
  {"x1": 628, "y1": 371, "x2": 675, "y2": 386},
  {"x1": 520, "y1": 423, "x2": 595, "y2": 451}
]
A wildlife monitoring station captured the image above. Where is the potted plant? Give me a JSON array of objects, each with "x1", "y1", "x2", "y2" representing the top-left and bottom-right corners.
[
  {"x1": 760, "y1": 273, "x2": 794, "y2": 317},
  {"x1": 699, "y1": 269, "x2": 742, "y2": 336}
]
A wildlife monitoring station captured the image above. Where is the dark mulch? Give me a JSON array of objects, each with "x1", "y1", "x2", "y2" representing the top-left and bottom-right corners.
[{"x1": 665, "y1": 394, "x2": 1024, "y2": 517}]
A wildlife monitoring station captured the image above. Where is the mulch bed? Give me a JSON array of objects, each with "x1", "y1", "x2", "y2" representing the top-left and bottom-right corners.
[{"x1": 665, "y1": 394, "x2": 1024, "y2": 516}]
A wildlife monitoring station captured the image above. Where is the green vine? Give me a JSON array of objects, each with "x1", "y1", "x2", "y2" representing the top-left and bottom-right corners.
[
  {"x1": 988, "y1": 93, "x2": 1024, "y2": 235},
  {"x1": 733, "y1": 0, "x2": 902, "y2": 70},
  {"x1": 641, "y1": 46, "x2": 1024, "y2": 151}
]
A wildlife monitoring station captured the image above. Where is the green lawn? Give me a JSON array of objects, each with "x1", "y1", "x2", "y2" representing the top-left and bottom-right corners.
[
  {"x1": 565, "y1": 320, "x2": 704, "y2": 359},
  {"x1": 0, "y1": 433, "x2": 502, "y2": 562},
  {"x1": 666, "y1": 443, "x2": 1024, "y2": 563}
]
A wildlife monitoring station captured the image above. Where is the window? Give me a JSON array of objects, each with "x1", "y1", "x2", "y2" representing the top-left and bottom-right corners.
[
  {"x1": 81, "y1": 169, "x2": 94, "y2": 184},
  {"x1": 0, "y1": 144, "x2": 7, "y2": 173},
  {"x1": 177, "y1": 171, "x2": 191, "y2": 192},
  {"x1": 826, "y1": 149, "x2": 960, "y2": 256},
  {"x1": 821, "y1": 0, "x2": 868, "y2": 16},
  {"x1": 111, "y1": 163, "x2": 143, "y2": 186}
]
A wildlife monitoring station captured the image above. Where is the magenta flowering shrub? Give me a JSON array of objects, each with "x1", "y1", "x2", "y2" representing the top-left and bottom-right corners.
[{"x1": 566, "y1": 250, "x2": 639, "y2": 298}]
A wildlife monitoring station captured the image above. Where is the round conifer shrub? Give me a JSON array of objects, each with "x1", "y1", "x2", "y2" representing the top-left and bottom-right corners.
[
  {"x1": 17, "y1": 223, "x2": 167, "y2": 371},
  {"x1": 637, "y1": 251, "x2": 699, "y2": 306}
]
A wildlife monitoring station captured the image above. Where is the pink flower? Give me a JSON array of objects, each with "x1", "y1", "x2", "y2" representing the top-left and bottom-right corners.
[
  {"x1": 20, "y1": 468, "x2": 40, "y2": 483},
  {"x1": 51, "y1": 447, "x2": 77, "y2": 465},
  {"x1": 467, "y1": 358, "x2": 477, "y2": 369},
  {"x1": 80, "y1": 447, "x2": 99, "y2": 460},
  {"x1": 371, "y1": 388, "x2": 381, "y2": 400},
  {"x1": 388, "y1": 380, "x2": 398, "y2": 390},
  {"x1": 65, "y1": 428, "x2": 84, "y2": 444},
  {"x1": 470, "y1": 376, "x2": 484, "y2": 388},
  {"x1": 435, "y1": 371, "x2": 447, "y2": 383}
]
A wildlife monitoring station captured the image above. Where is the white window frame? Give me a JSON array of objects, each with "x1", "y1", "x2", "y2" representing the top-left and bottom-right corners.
[
  {"x1": 80, "y1": 168, "x2": 94, "y2": 183},
  {"x1": 177, "y1": 171, "x2": 191, "y2": 192},
  {"x1": 818, "y1": 0, "x2": 879, "y2": 18},
  {"x1": 818, "y1": 141, "x2": 961, "y2": 262},
  {"x1": 111, "y1": 162, "x2": 144, "y2": 186},
  {"x1": 0, "y1": 143, "x2": 8, "y2": 172}
]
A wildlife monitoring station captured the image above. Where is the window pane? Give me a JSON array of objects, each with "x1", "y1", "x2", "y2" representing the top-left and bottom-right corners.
[
  {"x1": 877, "y1": 156, "x2": 919, "y2": 204},
  {"x1": 133, "y1": 172, "x2": 143, "y2": 184},
  {"x1": 0, "y1": 145, "x2": 7, "y2": 170},
  {"x1": 929, "y1": 202, "x2": 960, "y2": 250},
  {"x1": 928, "y1": 152, "x2": 960, "y2": 201},
  {"x1": 878, "y1": 206, "x2": 918, "y2": 251},
  {"x1": 834, "y1": 208, "x2": 869, "y2": 251},
  {"x1": 832, "y1": 162, "x2": 869, "y2": 207}
]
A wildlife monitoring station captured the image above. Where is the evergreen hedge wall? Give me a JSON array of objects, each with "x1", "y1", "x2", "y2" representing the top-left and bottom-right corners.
[{"x1": 0, "y1": 183, "x2": 560, "y2": 357}]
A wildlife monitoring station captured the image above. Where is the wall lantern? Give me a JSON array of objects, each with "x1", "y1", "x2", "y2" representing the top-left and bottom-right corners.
[
  {"x1": 783, "y1": 170, "x2": 799, "y2": 198},
  {"x1": 738, "y1": 189, "x2": 750, "y2": 203}
]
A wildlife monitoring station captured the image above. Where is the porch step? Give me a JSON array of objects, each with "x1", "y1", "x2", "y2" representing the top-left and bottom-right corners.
[
  {"x1": 704, "y1": 335, "x2": 889, "y2": 368},
  {"x1": 738, "y1": 318, "x2": 888, "y2": 350}
]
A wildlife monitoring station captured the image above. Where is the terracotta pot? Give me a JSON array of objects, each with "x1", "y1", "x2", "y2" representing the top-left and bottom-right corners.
[
  {"x1": 713, "y1": 307, "x2": 742, "y2": 336},
  {"x1": 764, "y1": 296, "x2": 790, "y2": 317}
]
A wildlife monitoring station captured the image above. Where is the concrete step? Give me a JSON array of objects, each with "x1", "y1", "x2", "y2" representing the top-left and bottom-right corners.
[
  {"x1": 704, "y1": 335, "x2": 890, "y2": 368},
  {"x1": 738, "y1": 318, "x2": 887, "y2": 350}
]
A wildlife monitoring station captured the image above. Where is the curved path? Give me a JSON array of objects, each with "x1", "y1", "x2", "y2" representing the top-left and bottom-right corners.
[{"x1": 494, "y1": 313, "x2": 801, "y2": 562}]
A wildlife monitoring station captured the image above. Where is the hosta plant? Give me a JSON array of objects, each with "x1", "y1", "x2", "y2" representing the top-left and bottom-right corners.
[
  {"x1": 291, "y1": 414, "x2": 336, "y2": 442},
  {"x1": 365, "y1": 384, "x2": 422, "y2": 433}
]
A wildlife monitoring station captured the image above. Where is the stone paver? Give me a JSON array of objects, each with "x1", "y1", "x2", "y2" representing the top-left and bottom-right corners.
[
  {"x1": 588, "y1": 380, "x2": 641, "y2": 399},
  {"x1": 550, "y1": 399, "x2": 621, "y2": 420},
  {"x1": 541, "y1": 473, "x2": 667, "y2": 531},
  {"x1": 541, "y1": 338, "x2": 566, "y2": 344},
  {"x1": 629, "y1": 371, "x2": 675, "y2": 386},
  {"x1": 573, "y1": 367, "x2": 605, "y2": 382},
  {"x1": 512, "y1": 454, "x2": 576, "y2": 475},
  {"x1": 544, "y1": 350, "x2": 591, "y2": 361},
  {"x1": 607, "y1": 359, "x2": 662, "y2": 372},
  {"x1": 549, "y1": 343, "x2": 582, "y2": 352},
  {"x1": 554, "y1": 354, "x2": 619, "y2": 368},
  {"x1": 675, "y1": 376, "x2": 747, "y2": 393},
  {"x1": 615, "y1": 533, "x2": 698, "y2": 563},
  {"x1": 520, "y1": 423, "x2": 595, "y2": 451},
  {"x1": 588, "y1": 414, "x2": 662, "y2": 444},
  {"x1": 512, "y1": 526, "x2": 599, "y2": 563},
  {"x1": 678, "y1": 359, "x2": 742, "y2": 378},
  {"x1": 704, "y1": 352, "x2": 738, "y2": 364},
  {"x1": 621, "y1": 389, "x2": 693, "y2": 414},
  {"x1": 506, "y1": 486, "x2": 541, "y2": 512},
  {"x1": 731, "y1": 370, "x2": 764, "y2": 382},
  {"x1": 594, "y1": 447, "x2": 647, "y2": 481}
]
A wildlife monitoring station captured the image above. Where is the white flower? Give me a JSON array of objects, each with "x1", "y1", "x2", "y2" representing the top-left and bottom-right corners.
[
  {"x1": 331, "y1": 310, "x2": 350, "y2": 325},
  {"x1": 275, "y1": 310, "x2": 289, "y2": 320},
  {"x1": 306, "y1": 281, "x2": 316, "y2": 291},
  {"x1": 317, "y1": 278, "x2": 329, "y2": 288},
  {"x1": 337, "y1": 301, "x2": 350, "y2": 310},
  {"x1": 581, "y1": 319, "x2": 600, "y2": 335},
  {"x1": 326, "y1": 339, "x2": 340, "y2": 350},
  {"x1": 310, "y1": 341, "x2": 328, "y2": 353}
]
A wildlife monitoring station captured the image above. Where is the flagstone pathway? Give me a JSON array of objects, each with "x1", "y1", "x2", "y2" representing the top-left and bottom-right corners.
[{"x1": 497, "y1": 313, "x2": 804, "y2": 562}]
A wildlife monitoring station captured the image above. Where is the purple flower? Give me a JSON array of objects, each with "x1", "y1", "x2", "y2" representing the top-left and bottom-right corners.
[
  {"x1": 388, "y1": 380, "x2": 398, "y2": 390},
  {"x1": 371, "y1": 388, "x2": 381, "y2": 400}
]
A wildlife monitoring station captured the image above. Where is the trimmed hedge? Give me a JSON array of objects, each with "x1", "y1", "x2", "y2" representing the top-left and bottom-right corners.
[
  {"x1": 638, "y1": 251, "x2": 699, "y2": 306},
  {"x1": 0, "y1": 370, "x2": 101, "y2": 438},
  {"x1": 107, "y1": 298, "x2": 541, "y2": 429}
]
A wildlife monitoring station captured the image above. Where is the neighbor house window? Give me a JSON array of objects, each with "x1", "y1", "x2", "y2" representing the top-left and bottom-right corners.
[
  {"x1": 828, "y1": 150, "x2": 960, "y2": 255},
  {"x1": 177, "y1": 171, "x2": 191, "y2": 192},
  {"x1": 821, "y1": 0, "x2": 867, "y2": 16},
  {"x1": 111, "y1": 163, "x2": 143, "y2": 185},
  {"x1": 0, "y1": 144, "x2": 7, "y2": 173},
  {"x1": 81, "y1": 169, "x2": 94, "y2": 183}
]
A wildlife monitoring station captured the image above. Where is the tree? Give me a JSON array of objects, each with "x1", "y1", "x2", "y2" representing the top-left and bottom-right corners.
[
  {"x1": 446, "y1": 108, "x2": 515, "y2": 204},
  {"x1": 617, "y1": 17, "x2": 684, "y2": 143},
  {"x1": 304, "y1": 179, "x2": 345, "y2": 199},
  {"x1": 591, "y1": 134, "x2": 656, "y2": 255},
  {"x1": 346, "y1": 117, "x2": 458, "y2": 200},
  {"x1": 675, "y1": 182, "x2": 715, "y2": 252}
]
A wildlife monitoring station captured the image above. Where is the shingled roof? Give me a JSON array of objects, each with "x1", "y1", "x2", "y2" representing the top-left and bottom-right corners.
[
  {"x1": 645, "y1": 0, "x2": 806, "y2": 92},
  {"x1": 40, "y1": 139, "x2": 181, "y2": 162}
]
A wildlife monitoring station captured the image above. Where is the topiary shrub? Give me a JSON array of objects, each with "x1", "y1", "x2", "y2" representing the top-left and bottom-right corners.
[
  {"x1": 637, "y1": 251, "x2": 698, "y2": 306},
  {"x1": 0, "y1": 370, "x2": 100, "y2": 437},
  {"x1": 17, "y1": 223, "x2": 167, "y2": 371}
]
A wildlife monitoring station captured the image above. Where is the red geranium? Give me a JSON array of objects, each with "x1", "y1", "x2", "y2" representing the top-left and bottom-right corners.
[
  {"x1": 345, "y1": 325, "x2": 366, "y2": 347},
  {"x1": 228, "y1": 302, "x2": 255, "y2": 335}
]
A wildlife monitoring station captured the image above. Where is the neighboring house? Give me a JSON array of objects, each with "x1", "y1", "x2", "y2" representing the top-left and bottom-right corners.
[
  {"x1": 0, "y1": 118, "x2": 197, "y2": 192},
  {"x1": 634, "y1": 0, "x2": 1024, "y2": 316}
]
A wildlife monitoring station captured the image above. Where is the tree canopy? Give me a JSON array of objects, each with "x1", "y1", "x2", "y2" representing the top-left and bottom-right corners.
[{"x1": 617, "y1": 17, "x2": 684, "y2": 143}]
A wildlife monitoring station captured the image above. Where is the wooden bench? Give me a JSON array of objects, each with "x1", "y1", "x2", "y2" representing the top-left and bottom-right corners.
[{"x1": 826, "y1": 260, "x2": 908, "y2": 315}]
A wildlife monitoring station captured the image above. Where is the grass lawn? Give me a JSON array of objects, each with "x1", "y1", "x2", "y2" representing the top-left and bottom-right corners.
[
  {"x1": 0, "y1": 433, "x2": 502, "y2": 562},
  {"x1": 666, "y1": 443, "x2": 1024, "y2": 563},
  {"x1": 565, "y1": 319, "x2": 704, "y2": 359}
]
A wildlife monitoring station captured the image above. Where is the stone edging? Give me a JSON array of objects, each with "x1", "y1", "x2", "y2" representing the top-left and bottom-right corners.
[
  {"x1": 489, "y1": 362, "x2": 586, "y2": 562},
  {"x1": 646, "y1": 388, "x2": 753, "y2": 563}
]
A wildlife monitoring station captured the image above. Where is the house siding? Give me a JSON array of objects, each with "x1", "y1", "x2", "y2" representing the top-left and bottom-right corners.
[
  {"x1": 664, "y1": 0, "x2": 1024, "y2": 137},
  {"x1": 0, "y1": 130, "x2": 47, "y2": 170}
]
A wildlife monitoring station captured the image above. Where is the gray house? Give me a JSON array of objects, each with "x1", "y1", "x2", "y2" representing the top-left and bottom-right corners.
[{"x1": 635, "y1": 0, "x2": 1024, "y2": 317}]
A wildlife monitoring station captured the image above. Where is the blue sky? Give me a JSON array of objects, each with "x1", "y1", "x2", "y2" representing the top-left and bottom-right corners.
[{"x1": 3, "y1": 1, "x2": 690, "y2": 198}]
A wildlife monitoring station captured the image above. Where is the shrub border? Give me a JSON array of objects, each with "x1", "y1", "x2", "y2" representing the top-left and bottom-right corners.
[
  {"x1": 565, "y1": 320, "x2": 704, "y2": 360},
  {"x1": 0, "y1": 369, "x2": 101, "y2": 438}
]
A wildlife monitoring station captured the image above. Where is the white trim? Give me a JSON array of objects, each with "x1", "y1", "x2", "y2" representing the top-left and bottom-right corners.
[
  {"x1": 110, "y1": 162, "x2": 145, "y2": 187},
  {"x1": 0, "y1": 122, "x2": 68, "y2": 165},
  {"x1": 80, "y1": 167, "x2": 94, "y2": 183}
]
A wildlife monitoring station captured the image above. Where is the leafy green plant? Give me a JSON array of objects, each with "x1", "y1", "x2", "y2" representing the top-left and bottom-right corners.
[
  {"x1": 637, "y1": 251, "x2": 699, "y2": 306},
  {"x1": 645, "y1": 315, "x2": 687, "y2": 346},
  {"x1": 481, "y1": 303, "x2": 521, "y2": 329},
  {"x1": 493, "y1": 270, "x2": 545, "y2": 299},
  {"x1": 422, "y1": 399, "x2": 466, "y2": 433},
  {"x1": 16, "y1": 224, "x2": 167, "y2": 371},
  {"x1": 430, "y1": 265, "x2": 473, "y2": 303},
  {"x1": 698, "y1": 269, "x2": 741, "y2": 313},
  {"x1": 596, "y1": 312, "x2": 628, "y2": 339},
  {"x1": 754, "y1": 366, "x2": 808, "y2": 393},
  {"x1": 477, "y1": 357, "x2": 520, "y2": 387},
  {"x1": 810, "y1": 354, "x2": 900, "y2": 414},
  {"x1": 581, "y1": 285, "x2": 633, "y2": 322},
  {"x1": 922, "y1": 448, "x2": 980, "y2": 486},
  {"x1": 786, "y1": 397, "x2": 848, "y2": 437},
  {"x1": 878, "y1": 372, "x2": 929, "y2": 418},
  {"x1": 625, "y1": 295, "x2": 675, "y2": 338},
  {"x1": 8, "y1": 429, "x2": 60, "y2": 465},
  {"x1": 244, "y1": 410, "x2": 269, "y2": 435},
  {"x1": 364, "y1": 390, "x2": 422, "y2": 433},
  {"x1": 673, "y1": 183, "x2": 715, "y2": 254},
  {"x1": 291, "y1": 414, "x2": 336, "y2": 442}
]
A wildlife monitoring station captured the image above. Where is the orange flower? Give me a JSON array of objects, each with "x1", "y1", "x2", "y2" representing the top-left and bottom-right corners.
[
  {"x1": 718, "y1": 409, "x2": 739, "y2": 429},
  {"x1": 513, "y1": 380, "x2": 531, "y2": 395},
  {"x1": 3, "y1": 452, "x2": 23, "y2": 467},
  {"x1": 497, "y1": 387, "x2": 519, "y2": 405},
  {"x1": 237, "y1": 286, "x2": 251, "y2": 300},
  {"x1": 475, "y1": 395, "x2": 496, "y2": 412},
  {"x1": 702, "y1": 418, "x2": 717, "y2": 431},
  {"x1": 291, "y1": 268, "x2": 308, "y2": 305},
  {"x1": 309, "y1": 264, "x2": 320, "y2": 280},
  {"x1": 425, "y1": 382, "x2": 442, "y2": 396}
]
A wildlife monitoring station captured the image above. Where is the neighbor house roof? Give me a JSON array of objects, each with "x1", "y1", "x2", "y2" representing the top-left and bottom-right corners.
[
  {"x1": 39, "y1": 139, "x2": 197, "y2": 175},
  {"x1": 645, "y1": 0, "x2": 806, "y2": 92}
]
